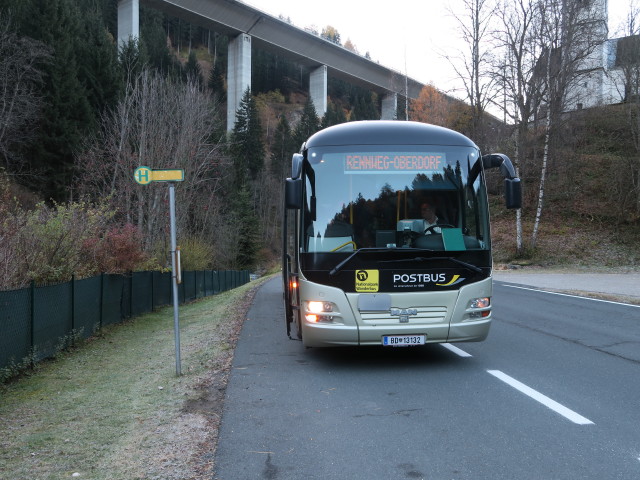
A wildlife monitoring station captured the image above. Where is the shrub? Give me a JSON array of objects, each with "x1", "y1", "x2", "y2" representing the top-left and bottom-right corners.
[
  {"x1": 84, "y1": 223, "x2": 152, "y2": 274},
  {"x1": 13, "y1": 201, "x2": 116, "y2": 284},
  {"x1": 179, "y1": 236, "x2": 214, "y2": 270}
]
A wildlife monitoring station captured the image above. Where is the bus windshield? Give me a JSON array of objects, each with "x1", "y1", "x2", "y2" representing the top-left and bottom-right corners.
[{"x1": 302, "y1": 144, "x2": 490, "y2": 253}]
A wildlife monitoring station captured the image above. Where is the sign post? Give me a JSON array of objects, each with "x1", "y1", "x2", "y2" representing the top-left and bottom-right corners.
[
  {"x1": 168, "y1": 182, "x2": 181, "y2": 376},
  {"x1": 135, "y1": 166, "x2": 185, "y2": 376}
]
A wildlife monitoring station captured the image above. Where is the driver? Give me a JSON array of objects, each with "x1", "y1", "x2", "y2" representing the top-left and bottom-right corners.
[{"x1": 420, "y1": 199, "x2": 441, "y2": 234}]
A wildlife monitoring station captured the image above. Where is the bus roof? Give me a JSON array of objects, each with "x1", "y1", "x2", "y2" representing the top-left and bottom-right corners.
[{"x1": 304, "y1": 121, "x2": 477, "y2": 149}]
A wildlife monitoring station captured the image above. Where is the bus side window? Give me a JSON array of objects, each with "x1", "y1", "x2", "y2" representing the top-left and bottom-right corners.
[{"x1": 303, "y1": 175, "x2": 314, "y2": 247}]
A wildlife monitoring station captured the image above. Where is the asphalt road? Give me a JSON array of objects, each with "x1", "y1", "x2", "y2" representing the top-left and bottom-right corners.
[{"x1": 213, "y1": 277, "x2": 640, "y2": 480}]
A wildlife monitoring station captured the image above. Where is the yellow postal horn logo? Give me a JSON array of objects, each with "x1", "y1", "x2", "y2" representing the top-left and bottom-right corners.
[{"x1": 355, "y1": 270, "x2": 379, "y2": 292}]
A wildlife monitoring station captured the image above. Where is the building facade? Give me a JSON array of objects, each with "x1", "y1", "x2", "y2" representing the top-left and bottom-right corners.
[{"x1": 570, "y1": 0, "x2": 638, "y2": 110}]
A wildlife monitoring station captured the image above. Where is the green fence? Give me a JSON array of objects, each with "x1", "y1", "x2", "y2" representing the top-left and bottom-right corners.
[{"x1": 0, "y1": 270, "x2": 250, "y2": 371}]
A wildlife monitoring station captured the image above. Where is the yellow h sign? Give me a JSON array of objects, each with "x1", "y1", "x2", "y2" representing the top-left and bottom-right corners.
[
  {"x1": 134, "y1": 166, "x2": 152, "y2": 185},
  {"x1": 134, "y1": 167, "x2": 184, "y2": 184}
]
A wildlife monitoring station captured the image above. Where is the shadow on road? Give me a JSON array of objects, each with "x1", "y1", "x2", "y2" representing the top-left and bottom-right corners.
[{"x1": 302, "y1": 343, "x2": 469, "y2": 371}]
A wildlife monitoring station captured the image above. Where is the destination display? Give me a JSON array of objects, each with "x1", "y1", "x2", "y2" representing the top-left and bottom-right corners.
[{"x1": 344, "y1": 153, "x2": 445, "y2": 173}]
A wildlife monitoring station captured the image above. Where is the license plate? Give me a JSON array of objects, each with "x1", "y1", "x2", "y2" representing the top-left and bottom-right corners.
[{"x1": 382, "y1": 335, "x2": 426, "y2": 347}]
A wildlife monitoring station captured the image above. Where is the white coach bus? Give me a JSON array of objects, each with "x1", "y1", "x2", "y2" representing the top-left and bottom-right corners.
[{"x1": 283, "y1": 121, "x2": 521, "y2": 347}]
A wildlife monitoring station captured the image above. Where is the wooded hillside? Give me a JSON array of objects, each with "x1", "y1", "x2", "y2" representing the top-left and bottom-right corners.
[{"x1": 0, "y1": 0, "x2": 638, "y2": 291}]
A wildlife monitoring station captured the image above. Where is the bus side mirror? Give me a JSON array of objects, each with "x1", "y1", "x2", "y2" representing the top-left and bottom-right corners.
[
  {"x1": 504, "y1": 178, "x2": 522, "y2": 209},
  {"x1": 285, "y1": 178, "x2": 302, "y2": 209},
  {"x1": 291, "y1": 153, "x2": 303, "y2": 179},
  {"x1": 482, "y1": 153, "x2": 517, "y2": 179},
  {"x1": 482, "y1": 153, "x2": 522, "y2": 209}
]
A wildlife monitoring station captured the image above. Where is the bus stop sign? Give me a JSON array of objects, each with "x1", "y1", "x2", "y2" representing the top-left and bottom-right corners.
[
  {"x1": 133, "y1": 165, "x2": 185, "y2": 375},
  {"x1": 134, "y1": 166, "x2": 184, "y2": 184}
]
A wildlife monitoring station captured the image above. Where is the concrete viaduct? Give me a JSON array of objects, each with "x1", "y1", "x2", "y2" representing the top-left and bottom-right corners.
[{"x1": 117, "y1": 0, "x2": 426, "y2": 131}]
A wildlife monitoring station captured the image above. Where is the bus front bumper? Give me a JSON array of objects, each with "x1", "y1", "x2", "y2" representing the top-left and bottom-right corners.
[{"x1": 301, "y1": 317, "x2": 491, "y2": 347}]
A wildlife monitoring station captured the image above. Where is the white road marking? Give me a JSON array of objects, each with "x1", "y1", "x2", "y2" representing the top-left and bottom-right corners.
[
  {"x1": 487, "y1": 370, "x2": 594, "y2": 425},
  {"x1": 441, "y1": 343, "x2": 473, "y2": 357},
  {"x1": 500, "y1": 284, "x2": 640, "y2": 308}
]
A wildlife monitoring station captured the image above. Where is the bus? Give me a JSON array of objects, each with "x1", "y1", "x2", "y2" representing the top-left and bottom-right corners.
[{"x1": 282, "y1": 121, "x2": 521, "y2": 347}]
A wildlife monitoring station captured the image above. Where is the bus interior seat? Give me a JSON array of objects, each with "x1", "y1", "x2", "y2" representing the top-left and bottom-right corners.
[{"x1": 376, "y1": 230, "x2": 396, "y2": 247}]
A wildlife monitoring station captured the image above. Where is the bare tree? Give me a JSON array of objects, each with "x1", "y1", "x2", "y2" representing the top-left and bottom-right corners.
[
  {"x1": 448, "y1": 0, "x2": 499, "y2": 147},
  {"x1": 492, "y1": 0, "x2": 547, "y2": 254},
  {"x1": 76, "y1": 70, "x2": 229, "y2": 264},
  {"x1": 613, "y1": 3, "x2": 640, "y2": 216},
  {"x1": 0, "y1": 14, "x2": 51, "y2": 171}
]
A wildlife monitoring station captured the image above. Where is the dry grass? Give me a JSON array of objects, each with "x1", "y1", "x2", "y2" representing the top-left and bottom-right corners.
[
  {"x1": 490, "y1": 204, "x2": 640, "y2": 270},
  {"x1": 0, "y1": 276, "x2": 272, "y2": 480}
]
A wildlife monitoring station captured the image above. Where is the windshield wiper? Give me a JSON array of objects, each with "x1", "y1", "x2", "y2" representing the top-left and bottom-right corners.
[
  {"x1": 328, "y1": 247, "x2": 419, "y2": 276},
  {"x1": 379, "y1": 255, "x2": 483, "y2": 274}
]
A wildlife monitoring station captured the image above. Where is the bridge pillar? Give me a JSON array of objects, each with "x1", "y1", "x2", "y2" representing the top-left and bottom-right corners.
[
  {"x1": 227, "y1": 34, "x2": 252, "y2": 131},
  {"x1": 381, "y1": 93, "x2": 398, "y2": 120},
  {"x1": 117, "y1": 0, "x2": 139, "y2": 48},
  {"x1": 310, "y1": 65, "x2": 328, "y2": 116}
]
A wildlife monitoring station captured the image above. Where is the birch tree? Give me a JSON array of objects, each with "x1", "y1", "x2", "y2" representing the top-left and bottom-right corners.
[
  {"x1": 492, "y1": 0, "x2": 546, "y2": 254},
  {"x1": 531, "y1": 0, "x2": 606, "y2": 248},
  {"x1": 613, "y1": 4, "x2": 640, "y2": 216}
]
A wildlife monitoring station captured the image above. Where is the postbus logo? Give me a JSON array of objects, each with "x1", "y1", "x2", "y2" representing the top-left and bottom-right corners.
[
  {"x1": 392, "y1": 273, "x2": 466, "y2": 288},
  {"x1": 355, "y1": 269, "x2": 379, "y2": 292}
]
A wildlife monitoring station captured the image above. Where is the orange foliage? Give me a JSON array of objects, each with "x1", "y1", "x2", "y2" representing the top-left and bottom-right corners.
[
  {"x1": 344, "y1": 38, "x2": 358, "y2": 54},
  {"x1": 409, "y1": 84, "x2": 450, "y2": 127}
]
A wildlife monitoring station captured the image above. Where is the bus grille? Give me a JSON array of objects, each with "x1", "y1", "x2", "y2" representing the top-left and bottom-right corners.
[{"x1": 359, "y1": 306, "x2": 448, "y2": 325}]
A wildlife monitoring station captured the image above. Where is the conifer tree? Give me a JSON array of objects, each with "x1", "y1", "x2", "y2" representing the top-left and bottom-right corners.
[
  {"x1": 293, "y1": 98, "x2": 320, "y2": 149},
  {"x1": 77, "y1": 4, "x2": 122, "y2": 115},
  {"x1": 140, "y1": 6, "x2": 181, "y2": 79},
  {"x1": 230, "y1": 87, "x2": 265, "y2": 187},
  {"x1": 271, "y1": 115, "x2": 296, "y2": 179},
  {"x1": 208, "y1": 62, "x2": 225, "y2": 98},
  {"x1": 352, "y1": 94, "x2": 378, "y2": 121},
  {"x1": 22, "y1": 0, "x2": 94, "y2": 201},
  {"x1": 185, "y1": 50, "x2": 203, "y2": 86},
  {"x1": 232, "y1": 184, "x2": 260, "y2": 270},
  {"x1": 321, "y1": 102, "x2": 347, "y2": 128}
]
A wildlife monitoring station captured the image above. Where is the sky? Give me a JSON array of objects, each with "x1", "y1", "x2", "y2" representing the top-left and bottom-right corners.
[{"x1": 242, "y1": 0, "x2": 634, "y2": 103}]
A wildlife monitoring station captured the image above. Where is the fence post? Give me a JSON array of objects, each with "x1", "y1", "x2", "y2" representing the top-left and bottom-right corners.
[
  {"x1": 30, "y1": 280, "x2": 35, "y2": 368},
  {"x1": 150, "y1": 270, "x2": 154, "y2": 310},
  {"x1": 182, "y1": 272, "x2": 186, "y2": 304},
  {"x1": 130, "y1": 271, "x2": 134, "y2": 318},
  {"x1": 71, "y1": 275, "x2": 75, "y2": 347},
  {"x1": 99, "y1": 273, "x2": 104, "y2": 330}
]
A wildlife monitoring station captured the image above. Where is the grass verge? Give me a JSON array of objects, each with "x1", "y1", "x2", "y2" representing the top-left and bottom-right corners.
[{"x1": 0, "y1": 275, "x2": 273, "y2": 480}]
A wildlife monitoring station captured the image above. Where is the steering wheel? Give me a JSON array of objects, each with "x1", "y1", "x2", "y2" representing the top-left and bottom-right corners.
[{"x1": 424, "y1": 224, "x2": 455, "y2": 234}]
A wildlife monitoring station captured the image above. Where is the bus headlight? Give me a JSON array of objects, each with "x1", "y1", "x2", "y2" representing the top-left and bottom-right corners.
[
  {"x1": 469, "y1": 297, "x2": 490, "y2": 309},
  {"x1": 305, "y1": 301, "x2": 337, "y2": 323},
  {"x1": 466, "y1": 297, "x2": 491, "y2": 319}
]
